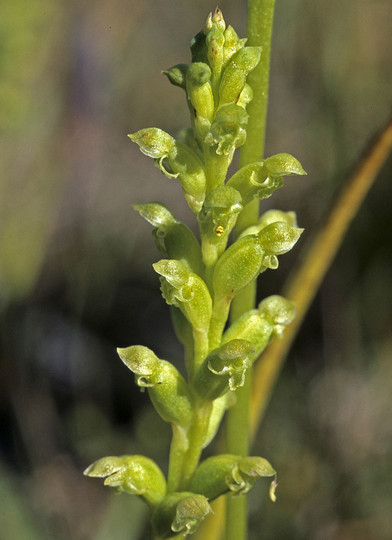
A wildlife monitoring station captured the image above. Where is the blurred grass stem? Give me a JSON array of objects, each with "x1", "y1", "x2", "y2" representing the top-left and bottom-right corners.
[
  {"x1": 225, "y1": 1, "x2": 276, "y2": 539},
  {"x1": 250, "y1": 115, "x2": 392, "y2": 441}
]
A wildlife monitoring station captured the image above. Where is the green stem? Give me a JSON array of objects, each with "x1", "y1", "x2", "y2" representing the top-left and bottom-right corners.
[
  {"x1": 204, "y1": 147, "x2": 231, "y2": 192},
  {"x1": 225, "y1": 1, "x2": 276, "y2": 539},
  {"x1": 179, "y1": 400, "x2": 212, "y2": 489},
  {"x1": 208, "y1": 298, "x2": 231, "y2": 351},
  {"x1": 167, "y1": 401, "x2": 213, "y2": 492},
  {"x1": 167, "y1": 424, "x2": 189, "y2": 492},
  {"x1": 225, "y1": 368, "x2": 252, "y2": 539},
  {"x1": 192, "y1": 328, "x2": 210, "y2": 377}
]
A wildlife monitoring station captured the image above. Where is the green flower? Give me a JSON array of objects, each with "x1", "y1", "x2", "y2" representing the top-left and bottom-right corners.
[
  {"x1": 84, "y1": 455, "x2": 166, "y2": 507},
  {"x1": 193, "y1": 339, "x2": 255, "y2": 400},
  {"x1": 152, "y1": 493, "x2": 212, "y2": 538},
  {"x1": 190, "y1": 454, "x2": 276, "y2": 501}
]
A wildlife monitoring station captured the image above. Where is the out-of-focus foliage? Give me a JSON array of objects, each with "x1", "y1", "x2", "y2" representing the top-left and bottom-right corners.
[{"x1": 0, "y1": 0, "x2": 391, "y2": 538}]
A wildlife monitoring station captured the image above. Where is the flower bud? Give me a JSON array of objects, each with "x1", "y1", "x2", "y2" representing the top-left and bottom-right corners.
[
  {"x1": 186, "y1": 63, "x2": 214, "y2": 140},
  {"x1": 162, "y1": 63, "x2": 188, "y2": 89},
  {"x1": 222, "y1": 25, "x2": 247, "y2": 69},
  {"x1": 193, "y1": 339, "x2": 255, "y2": 400},
  {"x1": 152, "y1": 492, "x2": 212, "y2": 538},
  {"x1": 205, "y1": 7, "x2": 226, "y2": 33},
  {"x1": 153, "y1": 259, "x2": 212, "y2": 333},
  {"x1": 186, "y1": 63, "x2": 214, "y2": 118},
  {"x1": 226, "y1": 162, "x2": 284, "y2": 205},
  {"x1": 190, "y1": 454, "x2": 276, "y2": 501},
  {"x1": 206, "y1": 26, "x2": 225, "y2": 82},
  {"x1": 117, "y1": 346, "x2": 193, "y2": 425},
  {"x1": 84, "y1": 454, "x2": 166, "y2": 507},
  {"x1": 219, "y1": 46, "x2": 261, "y2": 106},
  {"x1": 198, "y1": 185, "x2": 242, "y2": 266},
  {"x1": 133, "y1": 203, "x2": 203, "y2": 275}
]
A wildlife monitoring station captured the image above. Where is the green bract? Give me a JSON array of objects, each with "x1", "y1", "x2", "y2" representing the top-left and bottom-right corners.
[{"x1": 86, "y1": 8, "x2": 305, "y2": 538}]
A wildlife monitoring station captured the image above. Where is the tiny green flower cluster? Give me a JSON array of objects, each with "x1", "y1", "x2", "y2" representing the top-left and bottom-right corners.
[{"x1": 85, "y1": 9, "x2": 306, "y2": 538}]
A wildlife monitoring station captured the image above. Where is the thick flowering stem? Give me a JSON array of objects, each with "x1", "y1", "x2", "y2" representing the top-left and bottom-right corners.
[
  {"x1": 192, "y1": 328, "x2": 210, "y2": 378},
  {"x1": 167, "y1": 424, "x2": 190, "y2": 493},
  {"x1": 179, "y1": 400, "x2": 213, "y2": 489},
  {"x1": 203, "y1": 146, "x2": 231, "y2": 192},
  {"x1": 168, "y1": 400, "x2": 213, "y2": 493}
]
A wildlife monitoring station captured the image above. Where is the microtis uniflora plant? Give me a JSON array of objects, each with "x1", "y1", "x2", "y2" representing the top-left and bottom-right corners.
[{"x1": 84, "y1": 8, "x2": 306, "y2": 539}]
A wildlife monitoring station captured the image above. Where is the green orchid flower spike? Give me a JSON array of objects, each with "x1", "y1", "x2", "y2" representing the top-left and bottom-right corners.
[{"x1": 85, "y1": 8, "x2": 306, "y2": 539}]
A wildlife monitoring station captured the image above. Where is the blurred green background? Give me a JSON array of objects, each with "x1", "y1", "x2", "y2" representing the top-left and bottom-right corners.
[{"x1": 1, "y1": 0, "x2": 391, "y2": 538}]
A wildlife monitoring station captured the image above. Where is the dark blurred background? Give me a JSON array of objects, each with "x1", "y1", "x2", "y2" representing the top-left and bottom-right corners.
[{"x1": 1, "y1": 1, "x2": 391, "y2": 538}]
